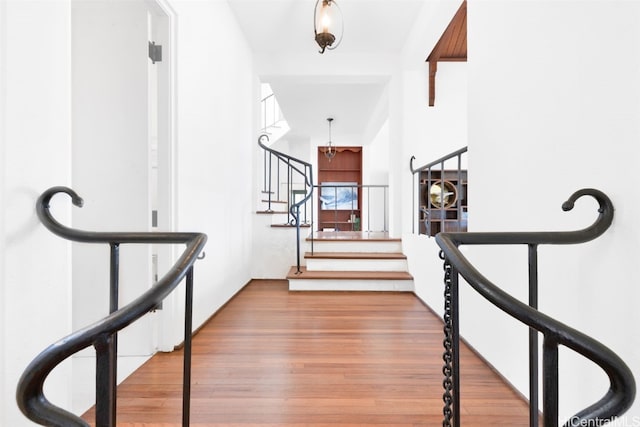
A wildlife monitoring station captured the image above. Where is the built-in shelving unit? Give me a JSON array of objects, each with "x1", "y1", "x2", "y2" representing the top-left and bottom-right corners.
[
  {"x1": 317, "y1": 147, "x2": 362, "y2": 232},
  {"x1": 418, "y1": 169, "x2": 467, "y2": 236}
]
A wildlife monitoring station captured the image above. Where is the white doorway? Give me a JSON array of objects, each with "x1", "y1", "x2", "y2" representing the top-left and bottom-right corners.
[
  {"x1": 146, "y1": 0, "x2": 181, "y2": 353},
  {"x1": 70, "y1": 0, "x2": 175, "y2": 413}
]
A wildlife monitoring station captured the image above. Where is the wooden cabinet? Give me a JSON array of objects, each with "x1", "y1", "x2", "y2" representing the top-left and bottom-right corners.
[
  {"x1": 419, "y1": 170, "x2": 467, "y2": 236},
  {"x1": 317, "y1": 147, "x2": 362, "y2": 231}
]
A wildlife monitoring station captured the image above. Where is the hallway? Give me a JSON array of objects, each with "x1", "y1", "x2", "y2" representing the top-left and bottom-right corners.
[{"x1": 82, "y1": 280, "x2": 531, "y2": 426}]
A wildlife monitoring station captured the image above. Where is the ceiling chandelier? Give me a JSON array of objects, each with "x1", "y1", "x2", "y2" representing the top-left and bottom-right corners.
[
  {"x1": 313, "y1": 0, "x2": 344, "y2": 54},
  {"x1": 325, "y1": 117, "x2": 336, "y2": 161}
]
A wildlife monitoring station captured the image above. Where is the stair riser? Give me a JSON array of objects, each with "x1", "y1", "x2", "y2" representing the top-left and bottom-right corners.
[
  {"x1": 305, "y1": 259, "x2": 408, "y2": 272},
  {"x1": 289, "y1": 279, "x2": 414, "y2": 292},
  {"x1": 308, "y1": 241, "x2": 403, "y2": 253},
  {"x1": 259, "y1": 211, "x2": 313, "y2": 226}
]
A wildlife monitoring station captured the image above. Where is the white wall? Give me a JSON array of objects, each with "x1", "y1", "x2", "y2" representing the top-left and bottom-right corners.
[
  {"x1": 0, "y1": 0, "x2": 6, "y2": 418},
  {"x1": 0, "y1": 1, "x2": 73, "y2": 425},
  {"x1": 251, "y1": 215, "x2": 301, "y2": 278},
  {"x1": 466, "y1": 0, "x2": 640, "y2": 421},
  {"x1": 71, "y1": 0, "x2": 154, "y2": 359},
  {"x1": 402, "y1": 1, "x2": 640, "y2": 421},
  {"x1": 70, "y1": 1, "x2": 175, "y2": 412},
  {"x1": 362, "y1": 119, "x2": 390, "y2": 231},
  {"x1": 398, "y1": 0, "x2": 469, "y2": 314},
  {"x1": 2, "y1": 0, "x2": 257, "y2": 424},
  {"x1": 170, "y1": 0, "x2": 256, "y2": 331}
]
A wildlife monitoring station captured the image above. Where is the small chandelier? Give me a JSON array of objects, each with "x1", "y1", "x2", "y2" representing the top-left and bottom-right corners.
[
  {"x1": 314, "y1": 0, "x2": 343, "y2": 54},
  {"x1": 325, "y1": 117, "x2": 336, "y2": 161}
]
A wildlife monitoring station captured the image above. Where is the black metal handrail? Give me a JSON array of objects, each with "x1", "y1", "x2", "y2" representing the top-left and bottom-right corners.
[
  {"x1": 435, "y1": 188, "x2": 635, "y2": 427},
  {"x1": 16, "y1": 186, "x2": 207, "y2": 427},
  {"x1": 258, "y1": 135, "x2": 314, "y2": 273}
]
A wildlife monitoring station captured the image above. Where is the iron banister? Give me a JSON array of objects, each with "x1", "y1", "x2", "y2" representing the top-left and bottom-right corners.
[
  {"x1": 435, "y1": 188, "x2": 635, "y2": 426},
  {"x1": 36, "y1": 186, "x2": 202, "y2": 244},
  {"x1": 17, "y1": 187, "x2": 207, "y2": 426},
  {"x1": 440, "y1": 188, "x2": 614, "y2": 247},
  {"x1": 258, "y1": 134, "x2": 314, "y2": 272},
  {"x1": 410, "y1": 147, "x2": 468, "y2": 175}
]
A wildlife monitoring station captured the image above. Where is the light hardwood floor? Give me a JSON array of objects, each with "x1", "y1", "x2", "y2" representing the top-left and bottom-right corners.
[{"x1": 83, "y1": 280, "x2": 531, "y2": 426}]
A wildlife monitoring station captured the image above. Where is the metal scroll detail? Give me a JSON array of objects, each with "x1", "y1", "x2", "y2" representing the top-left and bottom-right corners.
[
  {"x1": 433, "y1": 189, "x2": 635, "y2": 426},
  {"x1": 441, "y1": 250, "x2": 454, "y2": 427}
]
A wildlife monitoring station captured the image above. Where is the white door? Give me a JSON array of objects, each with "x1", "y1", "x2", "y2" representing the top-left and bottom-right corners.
[
  {"x1": 146, "y1": 0, "x2": 181, "y2": 352},
  {"x1": 70, "y1": 0, "x2": 175, "y2": 412}
]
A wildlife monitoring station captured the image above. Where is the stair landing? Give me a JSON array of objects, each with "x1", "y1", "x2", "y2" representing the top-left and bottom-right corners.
[{"x1": 287, "y1": 231, "x2": 414, "y2": 291}]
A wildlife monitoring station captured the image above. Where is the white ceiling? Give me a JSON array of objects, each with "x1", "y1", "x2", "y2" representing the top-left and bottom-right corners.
[
  {"x1": 228, "y1": 0, "x2": 428, "y2": 54},
  {"x1": 268, "y1": 76, "x2": 388, "y2": 143},
  {"x1": 227, "y1": 0, "x2": 429, "y2": 143}
]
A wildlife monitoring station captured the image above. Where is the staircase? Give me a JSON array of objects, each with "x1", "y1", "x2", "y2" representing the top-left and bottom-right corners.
[
  {"x1": 257, "y1": 193, "x2": 311, "y2": 228},
  {"x1": 287, "y1": 231, "x2": 414, "y2": 291}
]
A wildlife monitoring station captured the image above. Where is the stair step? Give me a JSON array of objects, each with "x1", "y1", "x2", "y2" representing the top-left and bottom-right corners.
[
  {"x1": 304, "y1": 252, "x2": 408, "y2": 272},
  {"x1": 271, "y1": 224, "x2": 311, "y2": 228},
  {"x1": 305, "y1": 252, "x2": 406, "y2": 259},
  {"x1": 308, "y1": 239, "x2": 403, "y2": 253},
  {"x1": 287, "y1": 267, "x2": 414, "y2": 292},
  {"x1": 261, "y1": 199, "x2": 288, "y2": 204},
  {"x1": 307, "y1": 231, "x2": 400, "y2": 242},
  {"x1": 256, "y1": 210, "x2": 288, "y2": 214},
  {"x1": 306, "y1": 232, "x2": 402, "y2": 253},
  {"x1": 288, "y1": 267, "x2": 412, "y2": 280}
]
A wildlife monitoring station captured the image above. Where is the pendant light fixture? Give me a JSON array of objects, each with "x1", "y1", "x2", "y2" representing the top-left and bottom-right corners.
[
  {"x1": 314, "y1": 0, "x2": 344, "y2": 54},
  {"x1": 325, "y1": 117, "x2": 336, "y2": 161}
]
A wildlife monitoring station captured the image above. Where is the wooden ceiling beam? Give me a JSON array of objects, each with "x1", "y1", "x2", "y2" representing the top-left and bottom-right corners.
[{"x1": 426, "y1": 1, "x2": 467, "y2": 107}]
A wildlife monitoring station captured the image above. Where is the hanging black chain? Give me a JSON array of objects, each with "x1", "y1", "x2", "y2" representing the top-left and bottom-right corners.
[{"x1": 440, "y1": 250, "x2": 454, "y2": 427}]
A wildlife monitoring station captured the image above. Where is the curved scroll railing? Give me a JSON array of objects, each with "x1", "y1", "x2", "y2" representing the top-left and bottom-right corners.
[
  {"x1": 435, "y1": 188, "x2": 635, "y2": 427},
  {"x1": 16, "y1": 186, "x2": 207, "y2": 427},
  {"x1": 258, "y1": 134, "x2": 314, "y2": 273}
]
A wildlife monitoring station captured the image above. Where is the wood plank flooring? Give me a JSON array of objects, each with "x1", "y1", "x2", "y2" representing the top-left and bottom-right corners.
[{"x1": 83, "y1": 280, "x2": 531, "y2": 426}]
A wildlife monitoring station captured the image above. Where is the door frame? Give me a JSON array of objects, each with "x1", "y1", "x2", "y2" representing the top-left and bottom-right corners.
[{"x1": 147, "y1": 0, "x2": 181, "y2": 352}]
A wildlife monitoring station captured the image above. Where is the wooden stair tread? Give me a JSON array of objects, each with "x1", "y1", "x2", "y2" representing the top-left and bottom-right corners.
[
  {"x1": 304, "y1": 251, "x2": 406, "y2": 260},
  {"x1": 307, "y1": 236, "x2": 401, "y2": 242},
  {"x1": 256, "y1": 210, "x2": 288, "y2": 214},
  {"x1": 287, "y1": 267, "x2": 413, "y2": 280},
  {"x1": 261, "y1": 199, "x2": 288, "y2": 204},
  {"x1": 271, "y1": 224, "x2": 310, "y2": 228}
]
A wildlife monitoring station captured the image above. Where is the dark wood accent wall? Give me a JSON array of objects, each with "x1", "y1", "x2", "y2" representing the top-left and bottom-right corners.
[{"x1": 317, "y1": 147, "x2": 362, "y2": 231}]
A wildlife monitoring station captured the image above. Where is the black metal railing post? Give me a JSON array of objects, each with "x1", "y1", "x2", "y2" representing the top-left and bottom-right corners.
[
  {"x1": 528, "y1": 244, "x2": 539, "y2": 427},
  {"x1": 262, "y1": 150, "x2": 267, "y2": 194},
  {"x1": 95, "y1": 242, "x2": 120, "y2": 427},
  {"x1": 94, "y1": 333, "x2": 116, "y2": 427},
  {"x1": 543, "y1": 336, "x2": 559, "y2": 427},
  {"x1": 310, "y1": 188, "x2": 315, "y2": 254},
  {"x1": 295, "y1": 205, "x2": 302, "y2": 273},
  {"x1": 109, "y1": 244, "x2": 119, "y2": 417},
  {"x1": 182, "y1": 266, "x2": 194, "y2": 427},
  {"x1": 267, "y1": 153, "x2": 273, "y2": 211},
  {"x1": 287, "y1": 158, "x2": 293, "y2": 224},
  {"x1": 277, "y1": 157, "x2": 281, "y2": 203}
]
